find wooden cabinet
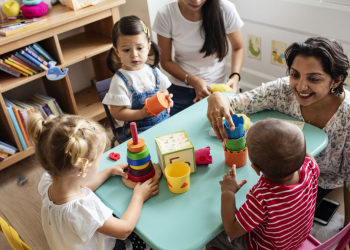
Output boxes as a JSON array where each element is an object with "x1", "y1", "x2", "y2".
[{"x1": 0, "y1": 0, "x2": 125, "y2": 170}]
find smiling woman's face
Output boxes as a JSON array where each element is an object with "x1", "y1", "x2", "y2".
[
  {"x1": 179, "y1": 0, "x2": 207, "y2": 12},
  {"x1": 289, "y1": 55, "x2": 335, "y2": 107}
]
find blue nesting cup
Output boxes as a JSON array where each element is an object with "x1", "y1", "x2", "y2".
[{"x1": 223, "y1": 114, "x2": 245, "y2": 139}]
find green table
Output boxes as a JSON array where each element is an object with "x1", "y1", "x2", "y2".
[{"x1": 96, "y1": 97, "x2": 328, "y2": 250}]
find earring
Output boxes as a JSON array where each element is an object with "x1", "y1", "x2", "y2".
[{"x1": 331, "y1": 88, "x2": 335, "y2": 94}]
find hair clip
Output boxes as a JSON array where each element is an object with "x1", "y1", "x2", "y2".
[
  {"x1": 43, "y1": 121, "x2": 46, "y2": 125},
  {"x1": 86, "y1": 121, "x2": 95, "y2": 130},
  {"x1": 140, "y1": 20, "x2": 148, "y2": 35}
]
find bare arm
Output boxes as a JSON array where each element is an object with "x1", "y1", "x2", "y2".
[
  {"x1": 306, "y1": 150, "x2": 317, "y2": 164},
  {"x1": 226, "y1": 30, "x2": 244, "y2": 93},
  {"x1": 110, "y1": 105, "x2": 150, "y2": 122}
]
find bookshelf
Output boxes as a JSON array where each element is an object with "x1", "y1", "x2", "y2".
[{"x1": 0, "y1": 0, "x2": 124, "y2": 170}]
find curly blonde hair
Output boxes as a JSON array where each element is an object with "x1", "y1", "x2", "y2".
[{"x1": 27, "y1": 113, "x2": 109, "y2": 176}]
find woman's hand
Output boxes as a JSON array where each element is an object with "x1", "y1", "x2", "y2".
[
  {"x1": 188, "y1": 75, "x2": 213, "y2": 103},
  {"x1": 226, "y1": 76, "x2": 239, "y2": 94},
  {"x1": 109, "y1": 163, "x2": 128, "y2": 179},
  {"x1": 165, "y1": 94, "x2": 174, "y2": 114},
  {"x1": 207, "y1": 92, "x2": 235, "y2": 142}
]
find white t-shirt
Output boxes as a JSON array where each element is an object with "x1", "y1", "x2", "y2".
[
  {"x1": 153, "y1": 0, "x2": 244, "y2": 87},
  {"x1": 38, "y1": 172, "x2": 120, "y2": 250},
  {"x1": 102, "y1": 64, "x2": 172, "y2": 126}
]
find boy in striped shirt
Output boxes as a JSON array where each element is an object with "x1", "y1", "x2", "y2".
[{"x1": 207, "y1": 118, "x2": 319, "y2": 250}]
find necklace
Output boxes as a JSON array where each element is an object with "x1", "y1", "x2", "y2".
[
  {"x1": 300, "y1": 96, "x2": 331, "y2": 125},
  {"x1": 48, "y1": 187, "x2": 83, "y2": 204},
  {"x1": 135, "y1": 71, "x2": 148, "y2": 91}
]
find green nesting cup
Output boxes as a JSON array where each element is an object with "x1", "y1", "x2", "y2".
[{"x1": 225, "y1": 133, "x2": 246, "y2": 152}]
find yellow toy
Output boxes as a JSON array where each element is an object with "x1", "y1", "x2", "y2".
[
  {"x1": 2, "y1": 1, "x2": 20, "y2": 19},
  {"x1": 209, "y1": 83, "x2": 233, "y2": 93}
]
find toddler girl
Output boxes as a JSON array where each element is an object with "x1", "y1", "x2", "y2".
[
  {"x1": 27, "y1": 113, "x2": 158, "y2": 250},
  {"x1": 104, "y1": 15, "x2": 173, "y2": 139}
]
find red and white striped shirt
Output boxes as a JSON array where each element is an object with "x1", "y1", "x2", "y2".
[{"x1": 236, "y1": 157, "x2": 319, "y2": 250}]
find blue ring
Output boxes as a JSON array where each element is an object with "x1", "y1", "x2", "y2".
[
  {"x1": 23, "y1": 0, "x2": 42, "y2": 5},
  {"x1": 127, "y1": 154, "x2": 150, "y2": 166}
]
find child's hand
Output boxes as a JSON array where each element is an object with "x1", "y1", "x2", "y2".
[
  {"x1": 165, "y1": 94, "x2": 174, "y2": 114},
  {"x1": 133, "y1": 178, "x2": 159, "y2": 202},
  {"x1": 109, "y1": 163, "x2": 128, "y2": 179},
  {"x1": 141, "y1": 106, "x2": 151, "y2": 118},
  {"x1": 219, "y1": 165, "x2": 247, "y2": 194}
]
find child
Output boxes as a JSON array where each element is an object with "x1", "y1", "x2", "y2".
[
  {"x1": 206, "y1": 118, "x2": 319, "y2": 250},
  {"x1": 27, "y1": 113, "x2": 158, "y2": 250},
  {"x1": 104, "y1": 15, "x2": 173, "y2": 139}
]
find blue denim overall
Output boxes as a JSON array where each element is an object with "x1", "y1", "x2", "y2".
[{"x1": 116, "y1": 68, "x2": 169, "y2": 140}]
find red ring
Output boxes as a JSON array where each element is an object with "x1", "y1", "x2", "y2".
[{"x1": 128, "y1": 168, "x2": 155, "y2": 182}]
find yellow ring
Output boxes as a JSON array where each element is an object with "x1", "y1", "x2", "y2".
[
  {"x1": 216, "y1": 117, "x2": 224, "y2": 122},
  {"x1": 130, "y1": 161, "x2": 149, "y2": 170}
]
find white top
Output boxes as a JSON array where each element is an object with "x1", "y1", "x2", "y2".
[
  {"x1": 152, "y1": 0, "x2": 244, "y2": 87},
  {"x1": 102, "y1": 64, "x2": 172, "y2": 126},
  {"x1": 38, "y1": 172, "x2": 119, "y2": 250},
  {"x1": 229, "y1": 77, "x2": 350, "y2": 190}
]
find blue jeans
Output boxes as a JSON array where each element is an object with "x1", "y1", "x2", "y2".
[{"x1": 168, "y1": 84, "x2": 196, "y2": 116}]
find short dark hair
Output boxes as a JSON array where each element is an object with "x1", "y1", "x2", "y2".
[
  {"x1": 106, "y1": 15, "x2": 160, "y2": 73},
  {"x1": 285, "y1": 37, "x2": 349, "y2": 96},
  {"x1": 247, "y1": 119, "x2": 306, "y2": 179}
]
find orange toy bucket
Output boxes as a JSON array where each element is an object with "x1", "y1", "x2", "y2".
[
  {"x1": 144, "y1": 91, "x2": 169, "y2": 117},
  {"x1": 223, "y1": 144, "x2": 247, "y2": 168}
]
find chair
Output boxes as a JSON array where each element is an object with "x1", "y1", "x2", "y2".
[
  {"x1": 95, "y1": 78, "x2": 125, "y2": 147},
  {"x1": 0, "y1": 217, "x2": 31, "y2": 250},
  {"x1": 297, "y1": 221, "x2": 350, "y2": 250}
]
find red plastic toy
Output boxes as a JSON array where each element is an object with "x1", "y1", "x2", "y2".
[
  {"x1": 195, "y1": 146, "x2": 212, "y2": 165},
  {"x1": 109, "y1": 152, "x2": 121, "y2": 161}
]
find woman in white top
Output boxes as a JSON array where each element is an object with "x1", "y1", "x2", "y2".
[
  {"x1": 153, "y1": 0, "x2": 244, "y2": 116},
  {"x1": 206, "y1": 37, "x2": 350, "y2": 248}
]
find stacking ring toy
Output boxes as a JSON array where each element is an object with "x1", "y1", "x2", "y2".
[
  {"x1": 128, "y1": 160, "x2": 153, "y2": 177},
  {"x1": 128, "y1": 168, "x2": 155, "y2": 182},
  {"x1": 127, "y1": 154, "x2": 150, "y2": 166},
  {"x1": 127, "y1": 145, "x2": 149, "y2": 160}
]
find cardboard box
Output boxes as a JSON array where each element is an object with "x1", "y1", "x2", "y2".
[{"x1": 155, "y1": 130, "x2": 196, "y2": 174}]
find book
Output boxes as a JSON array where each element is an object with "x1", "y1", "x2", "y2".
[
  {"x1": 3, "y1": 98, "x2": 27, "y2": 150},
  {"x1": 25, "y1": 100, "x2": 48, "y2": 119},
  {"x1": 29, "y1": 96, "x2": 52, "y2": 116},
  {"x1": 0, "y1": 141, "x2": 18, "y2": 154},
  {"x1": 11, "y1": 100, "x2": 33, "y2": 146},
  {"x1": 4, "y1": 59, "x2": 33, "y2": 75},
  {"x1": 0, "y1": 59, "x2": 28, "y2": 76},
  {"x1": 13, "y1": 105, "x2": 31, "y2": 148},
  {"x1": 20, "y1": 50, "x2": 48, "y2": 71},
  {"x1": 32, "y1": 42, "x2": 55, "y2": 62},
  {"x1": 0, "y1": 18, "x2": 47, "y2": 36},
  {"x1": 7, "y1": 58, "x2": 36, "y2": 74},
  {"x1": 25, "y1": 47, "x2": 50, "y2": 68},
  {"x1": 0, "y1": 156, "x2": 5, "y2": 162},
  {"x1": 34, "y1": 94, "x2": 59, "y2": 116},
  {"x1": 15, "y1": 52, "x2": 42, "y2": 72},
  {"x1": 0, "y1": 61, "x2": 20, "y2": 77},
  {"x1": 0, "y1": 151, "x2": 8, "y2": 158},
  {"x1": 11, "y1": 100, "x2": 35, "y2": 115},
  {"x1": 11, "y1": 55, "x2": 38, "y2": 73}
]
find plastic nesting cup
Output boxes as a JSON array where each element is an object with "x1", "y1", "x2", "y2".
[
  {"x1": 165, "y1": 162, "x2": 190, "y2": 194},
  {"x1": 223, "y1": 144, "x2": 248, "y2": 168},
  {"x1": 144, "y1": 91, "x2": 169, "y2": 117},
  {"x1": 224, "y1": 114, "x2": 244, "y2": 139},
  {"x1": 225, "y1": 133, "x2": 246, "y2": 152}
]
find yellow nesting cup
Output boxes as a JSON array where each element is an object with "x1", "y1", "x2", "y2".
[{"x1": 165, "y1": 162, "x2": 190, "y2": 194}]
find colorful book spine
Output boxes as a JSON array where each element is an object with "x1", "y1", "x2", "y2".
[
  {"x1": 54, "y1": 100, "x2": 63, "y2": 114},
  {"x1": 0, "y1": 145, "x2": 15, "y2": 155},
  {"x1": 0, "y1": 62, "x2": 20, "y2": 77},
  {"x1": 34, "y1": 94, "x2": 58, "y2": 116},
  {"x1": 25, "y1": 47, "x2": 50, "y2": 68},
  {"x1": 4, "y1": 59, "x2": 33, "y2": 75},
  {"x1": 7, "y1": 58, "x2": 36, "y2": 74},
  {"x1": 11, "y1": 55, "x2": 38, "y2": 73},
  {"x1": 0, "y1": 156, "x2": 5, "y2": 161},
  {"x1": 13, "y1": 106, "x2": 30, "y2": 148},
  {"x1": 20, "y1": 50, "x2": 48, "y2": 71},
  {"x1": 0, "y1": 59, "x2": 28, "y2": 76},
  {"x1": 25, "y1": 100, "x2": 47, "y2": 119},
  {"x1": 29, "y1": 97, "x2": 51, "y2": 116},
  {"x1": 0, "y1": 141, "x2": 18, "y2": 153},
  {"x1": 0, "y1": 151, "x2": 8, "y2": 158},
  {"x1": 15, "y1": 52, "x2": 42, "y2": 72},
  {"x1": 4, "y1": 100, "x2": 27, "y2": 150},
  {"x1": 17, "y1": 109, "x2": 32, "y2": 146},
  {"x1": 32, "y1": 43, "x2": 55, "y2": 62}
]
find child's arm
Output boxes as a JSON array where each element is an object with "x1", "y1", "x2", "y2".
[
  {"x1": 97, "y1": 179, "x2": 159, "y2": 239},
  {"x1": 306, "y1": 150, "x2": 317, "y2": 165},
  {"x1": 220, "y1": 165, "x2": 247, "y2": 239},
  {"x1": 87, "y1": 163, "x2": 128, "y2": 192},
  {"x1": 110, "y1": 105, "x2": 150, "y2": 122}
]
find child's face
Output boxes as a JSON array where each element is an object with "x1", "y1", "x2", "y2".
[{"x1": 115, "y1": 34, "x2": 151, "y2": 71}]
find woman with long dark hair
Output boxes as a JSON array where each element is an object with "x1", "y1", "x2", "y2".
[{"x1": 153, "y1": 0, "x2": 244, "y2": 115}]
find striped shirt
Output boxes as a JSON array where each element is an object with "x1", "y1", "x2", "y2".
[{"x1": 236, "y1": 157, "x2": 319, "y2": 250}]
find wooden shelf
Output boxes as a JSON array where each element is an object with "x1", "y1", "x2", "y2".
[
  {"x1": 60, "y1": 32, "x2": 112, "y2": 67},
  {"x1": 74, "y1": 85, "x2": 106, "y2": 121},
  {"x1": 0, "y1": 147, "x2": 35, "y2": 171}
]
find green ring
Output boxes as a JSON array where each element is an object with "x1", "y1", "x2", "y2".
[{"x1": 127, "y1": 145, "x2": 149, "y2": 160}]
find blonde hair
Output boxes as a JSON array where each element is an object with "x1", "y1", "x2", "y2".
[{"x1": 27, "y1": 113, "x2": 109, "y2": 176}]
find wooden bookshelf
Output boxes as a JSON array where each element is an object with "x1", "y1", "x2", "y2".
[{"x1": 0, "y1": 0, "x2": 125, "y2": 170}]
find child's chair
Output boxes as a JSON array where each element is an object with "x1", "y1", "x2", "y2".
[
  {"x1": 0, "y1": 217, "x2": 31, "y2": 250},
  {"x1": 95, "y1": 78, "x2": 125, "y2": 147}
]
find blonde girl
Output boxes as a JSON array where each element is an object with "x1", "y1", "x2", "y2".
[{"x1": 27, "y1": 113, "x2": 158, "y2": 250}]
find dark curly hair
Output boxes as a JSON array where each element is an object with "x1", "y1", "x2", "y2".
[{"x1": 285, "y1": 37, "x2": 349, "y2": 96}]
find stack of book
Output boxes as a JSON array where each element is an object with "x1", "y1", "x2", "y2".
[
  {"x1": 0, "y1": 42, "x2": 55, "y2": 78},
  {"x1": 4, "y1": 94, "x2": 63, "y2": 151},
  {"x1": 0, "y1": 141, "x2": 18, "y2": 162}
]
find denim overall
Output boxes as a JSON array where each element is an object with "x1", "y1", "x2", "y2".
[{"x1": 116, "y1": 68, "x2": 169, "y2": 140}]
